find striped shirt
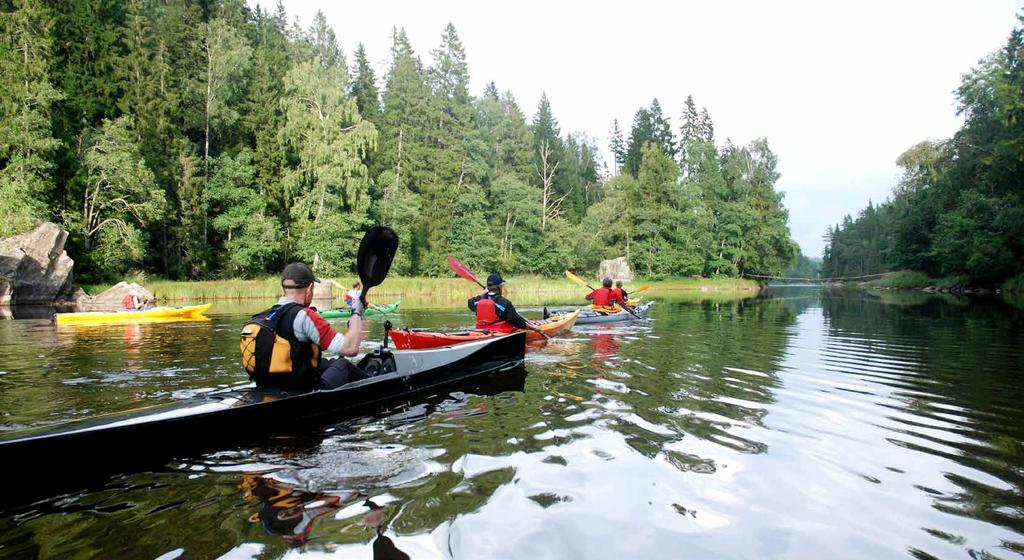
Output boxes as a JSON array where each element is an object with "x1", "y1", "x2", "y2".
[{"x1": 276, "y1": 297, "x2": 346, "y2": 354}]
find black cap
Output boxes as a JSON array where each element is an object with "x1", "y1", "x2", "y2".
[
  {"x1": 486, "y1": 273, "x2": 506, "y2": 288},
  {"x1": 281, "y1": 262, "x2": 319, "y2": 289}
]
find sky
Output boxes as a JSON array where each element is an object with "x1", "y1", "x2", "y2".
[{"x1": 268, "y1": 0, "x2": 1022, "y2": 257}]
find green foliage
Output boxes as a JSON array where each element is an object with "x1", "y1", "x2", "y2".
[
  {"x1": 1003, "y1": 274, "x2": 1024, "y2": 293},
  {"x1": 784, "y1": 253, "x2": 821, "y2": 280},
  {"x1": 205, "y1": 148, "x2": 280, "y2": 276},
  {"x1": 824, "y1": 16, "x2": 1024, "y2": 285},
  {"x1": 624, "y1": 99, "x2": 676, "y2": 176},
  {"x1": 78, "y1": 115, "x2": 165, "y2": 278},
  {"x1": 279, "y1": 55, "x2": 376, "y2": 275},
  {"x1": 0, "y1": 5, "x2": 800, "y2": 285},
  {"x1": 0, "y1": 0, "x2": 62, "y2": 235}
]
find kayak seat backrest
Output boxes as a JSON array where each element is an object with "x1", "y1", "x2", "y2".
[{"x1": 356, "y1": 350, "x2": 397, "y2": 377}]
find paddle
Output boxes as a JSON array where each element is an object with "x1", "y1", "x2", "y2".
[
  {"x1": 631, "y1": 284, "x2": 650, "y2": 293},
  {"x1": 356, "y1": 226, "x2": 399, "y2": 308},
  {"x1": 564, "y1": 270, "x2": 642, "y2": 319},
  {"x1": 446, "y1": 256, "x2": 485, "y2": 289}
]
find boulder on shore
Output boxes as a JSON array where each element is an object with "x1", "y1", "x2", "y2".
[
  {"x1": 76, "y1": 282, "x2": 154, "y2": 311},
  {"x1": 0, "y1": 222, "x2": 77, "y2": 306},
  {"x1": 313, "y1": 281, "x2": 333, "y2": 301},
  {"x1": 598, "y1": 257, "x2": 634, "y2": 282}
]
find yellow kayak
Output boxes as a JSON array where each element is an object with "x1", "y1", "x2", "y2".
[{"x1": 55, "y1": 304, "x2": 213, "y2": 325}]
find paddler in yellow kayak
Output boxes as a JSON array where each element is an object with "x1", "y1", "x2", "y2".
[{"x1": 469, "y1": 273, "x2": 549, "y2": 340}]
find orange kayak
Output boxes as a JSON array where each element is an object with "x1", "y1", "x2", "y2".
[{"x1": 388, "y1": 309, "x2": 580, "y2": 349}]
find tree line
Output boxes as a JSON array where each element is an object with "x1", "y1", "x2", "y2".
[
  {"x1": 822, "y1": 15, "x2": 1024, "y2": 285},
  {"x1": 0, "y1": 0, "x2": 797, "y2": 282}
]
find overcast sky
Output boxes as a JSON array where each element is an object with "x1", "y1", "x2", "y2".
[{"x1": 269, "y1": 0, "x2": 1021, "y2": 257}]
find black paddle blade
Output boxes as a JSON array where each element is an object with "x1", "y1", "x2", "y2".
[{"x1": 357, "y1": 226, "x2": 399, "y2": 305}]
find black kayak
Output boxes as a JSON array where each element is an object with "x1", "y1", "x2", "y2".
[{"x1": 0, "y1": 332, "x2": 525, "y2": 498}]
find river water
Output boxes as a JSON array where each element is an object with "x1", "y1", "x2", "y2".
[{"x1": 0, "y1": 288, "x2": 1022, "y2": 559}]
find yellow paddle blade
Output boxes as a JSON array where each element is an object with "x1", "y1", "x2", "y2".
[
  {"x1": 564, "y1": 270, "x2": 590, "y2": 289},
  {"x1": 632, "y1": 284, "x2": 650, "y2": 293}
]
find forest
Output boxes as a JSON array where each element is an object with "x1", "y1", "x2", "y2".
[
  {"x1": 822, "y1": 15, "x2": 1024, "y2": 286},
  {"x1": 0, "y1": 0, "x2": 797, "y2": 282}
]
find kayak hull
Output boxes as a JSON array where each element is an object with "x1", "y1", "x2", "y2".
[
  {"x1": 54, "y1": 304, "x2": 213, "y2": 325},
  {"x1": 574, "y1": 301, "x2": 654, "y2": 324},
  {"x1": 0, "y1": 332, "x2": 526, "y2": 497},
  {"x1": 319, "y1": 300, "x2": 401, "y2": 319},
  {"x1": 388, "y1": 309, "x2": 581, "y2": 349}
]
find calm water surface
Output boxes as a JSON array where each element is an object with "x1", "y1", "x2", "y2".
[{"x1": 0, "y1": 288, "x2": 1023, "y2": 559}]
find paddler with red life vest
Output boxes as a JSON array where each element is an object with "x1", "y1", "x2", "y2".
[
  {"x1": 468, "y1": 273, "x2": 549, "y2": 340},
  {"x1": 121, "y1": 293, "x2": 152, "y2": 311},
  {"x1": 242, "y1": 263, "x2": 369, "y2": 390},
  {"x1": 611, "y1": 280, "x2": 629, "y2": 303},
  {"x1": 585, "y1": 278, "x2": 626, "y2": 312}
]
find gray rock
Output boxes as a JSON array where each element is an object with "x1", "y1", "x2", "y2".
[
  {"x1": 0, "y1": 222, "x2": 77, "y2": 305},
  {"x1": 598, "y1": 257, "x2": 633, "y2": 282},
  {"x1": 77, "y1": 282, "x2": 154, "y2": 311}
]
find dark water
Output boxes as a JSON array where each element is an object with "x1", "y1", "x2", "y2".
[{"x1": 0, "y1": 288, "x2": 1023, "y2": 559}]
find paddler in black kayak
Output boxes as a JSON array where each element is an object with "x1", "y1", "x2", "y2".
[
  {"x1": 241, "y1": 262, "x2": 370, "y2": 390},
  {"x1": 468, "y1": 273, "x2": 549, "y2": 340}
]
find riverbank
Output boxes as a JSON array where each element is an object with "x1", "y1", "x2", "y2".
[
  {"x1": 832, "y1": 270, "x2": 1023, "y2": 294},
  {"x1": 81, "y1": 276, "x2": 760, "y2": 308}
]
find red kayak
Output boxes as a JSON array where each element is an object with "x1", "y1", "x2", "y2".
[{"x1": 388, "y1": 309, "x2": 580, "y2": 349}]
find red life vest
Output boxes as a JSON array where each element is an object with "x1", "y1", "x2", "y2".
[
  {"x1": 122, "y1": 294, "x2": 137, "y2": 310},
  {"x1": 589, "y1": 287, "x2": 613, "y2": 307},
  {"x1": 475, "y1": 298, "x2": 516, "y2": 333},
  {"x1": 610, "y1": 288, "x2": 625, "y2": 302}
]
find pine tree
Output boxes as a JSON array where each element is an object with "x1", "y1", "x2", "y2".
[
  {"x1": 609, "y1": 118, "x2": 625, "y2": 173},
  {"x1": 350, "y1": 43, "x2": 381, "y2": 125},
  {"x1": 0, "y1": 0, "x2": 63, "y2": 235}
]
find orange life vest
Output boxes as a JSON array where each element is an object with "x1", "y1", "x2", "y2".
[
  {"x1": 122, "y1": 294, "x2": 137, "y2": 310},
  {"x1": 475, "y1": 297, "x2": 517, "y2": 333}
]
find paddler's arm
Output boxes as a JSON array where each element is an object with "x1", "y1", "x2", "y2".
[
  {"x1": 296, "y1": 307, "x2": 365, "y2": 357},
  {"x1": 468, "y1": 294, "x2": 483, "y2": 312},
  {"x1": 584, "y1": 290, "x2": 596, "y2": 301},
  {"x1": 340, "y1": 314, "x2": 363, "y2": 356}
]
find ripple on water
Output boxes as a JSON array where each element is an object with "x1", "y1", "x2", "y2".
[{"x1": 1, "y1": 293, "x2": 1023, "y2": 559}]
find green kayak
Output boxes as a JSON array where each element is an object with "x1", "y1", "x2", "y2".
[{"x1": 319, "y1": 300, "x2": 401, "y2": 319}]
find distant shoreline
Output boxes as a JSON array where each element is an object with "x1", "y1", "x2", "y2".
[{"x1": 78, "y1": 276, "x2": 761, "y2": 305}]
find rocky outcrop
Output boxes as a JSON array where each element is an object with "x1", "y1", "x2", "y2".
[
  {"x1": 76, "y1": 282, "x2": 154, "y2": 311},
  {"x1": 313, "y1": 281, "x2": 333, "y2": 301},
  {"x1": 0, "y1": 222, "x2": 77, "y2": 305},
  {"x1": 598, "y1": 257, "x2": 634, "y2": 282}
]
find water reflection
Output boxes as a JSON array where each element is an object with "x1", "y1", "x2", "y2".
[
  {"x1": 2, "y1": 291, "x2": 1024, "y2": 558},
  {"x1": 242, "y1": 474, "x2": 410, "y2": 558}
]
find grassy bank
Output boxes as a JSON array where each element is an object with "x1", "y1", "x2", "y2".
[
  {"x1": 81, "y1": 275, "x2": 760, "y2": 308},
  {"x1": 859, "y1": 270, "x2": 1022, "y2": 292},
  {"x1": 862, "y1": 271, "x2": 966, "y2": 290}
]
